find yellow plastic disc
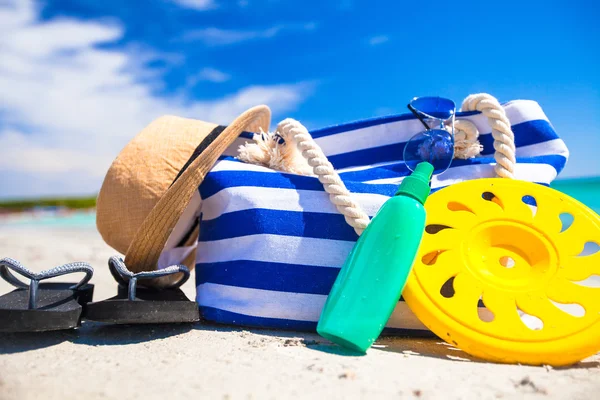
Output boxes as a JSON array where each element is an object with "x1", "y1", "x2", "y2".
[{"x1": 403, "y1": 178, "x2": 600, "y2": 366}]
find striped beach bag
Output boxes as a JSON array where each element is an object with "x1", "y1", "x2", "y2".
[{"x1": 194, "y1": 94, "x2": 569, "y2": 334}]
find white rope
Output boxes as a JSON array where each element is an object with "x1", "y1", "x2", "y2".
[
  {"x1": 451, "y1": 119, "x2": 483, "y2": 159},
  {"x1": 276, "y1": 118, "x2": 370, "y2": 235},
  {"x1": 460, "y1": 93, "x2": 516, "y2": 178},
  {"x1": 239, "y1": 93, "x2": 515, "y2": 234}
]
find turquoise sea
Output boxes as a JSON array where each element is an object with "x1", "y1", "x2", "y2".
[
  {"x1": 551, "y1": 178, "x2": 600, "y2": 214},
  {"x1": 0, "y1": 178, "x2": 598, "y2": 228},
  {"x1": 0, "y1": 210, "x2": 97, "y2": 228}
]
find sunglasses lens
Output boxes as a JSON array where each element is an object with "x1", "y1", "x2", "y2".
[
  {"x1": 409, "y1": 96, "x2": 456, "y2": 120},
  {"x1": 403, "y1": 129, "x2": 454, "y2": 174}
]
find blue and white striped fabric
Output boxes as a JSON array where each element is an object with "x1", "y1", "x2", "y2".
[{"x1": 194, "y1": 99, "x2": 569, "y2": 334}]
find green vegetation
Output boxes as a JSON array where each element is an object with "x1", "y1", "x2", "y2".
[{"x1": 0, "y1": 196, "x2": 97, "y2": 212}]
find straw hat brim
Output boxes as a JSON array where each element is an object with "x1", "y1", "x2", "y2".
[{"x1": 110, "y1": 105, "x2": 270, "y2": 288}]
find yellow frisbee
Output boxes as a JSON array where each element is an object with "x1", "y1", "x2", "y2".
[{"x1": 403, "y1": 178, "x2": 600, "y2": 366}]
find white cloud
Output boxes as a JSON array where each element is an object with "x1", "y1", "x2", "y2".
[
  {"x1": 171, "y1": 0, "x2": 217, "y2": 11},
  {"x1": 188, "y1": 67, "x2": 231, "y2": 85},
  {"x1": 6, "y1": 19, "x2": 121, "y2": 58},
  {"x1": 183, "y1": 26, "x2": 280, "y2": 45},
  {"x1": 0, "y1": 0, "x2": 313, "y2": 198},
  {"x1": 368, "y1": 35, "x2": 389, "y2": 46},
  {"x1": 182, "y1": 23, "x2": 316, "y2": 46}
]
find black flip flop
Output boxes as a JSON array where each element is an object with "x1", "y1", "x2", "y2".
[
  {"x1": 0, "y1": 258, "x2": 94, "y2": 332},
  {"x1": 83, "y1": 256, "x2": 199, "y2": 324}
]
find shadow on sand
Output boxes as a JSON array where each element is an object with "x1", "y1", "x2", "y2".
[
  {"x1": 191, "y1": 322, "x2": 364, "y2": 356},
  {"x1": 190, "y1": 323, "x2": 478, "y2": 359},
  {"x1": 373, "y1": 336, "x2": 600, "y2": 369},
  {"x1": 72, "y1": 321, "x2": 194, "y2": 346},
  {"x1": 294, "y1": 334, "x2": 485, "y2": 361},
  {"x1": 0, "y1": 321, "x2": 193, "y2": 354},
  {"x1": 0, "y1": 331, "x2": 71, "y2": 354},
  {"x1": 373, "y1": 336, "x2": 482, "y2": 362},
  {"x1": 1, "y1": 321, "x2": 599, "y2": 370},
  {"x1": 191, "y1": 324, "x2": 600, "y2": 369}
]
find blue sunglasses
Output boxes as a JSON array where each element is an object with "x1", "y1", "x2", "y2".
[{"x1": 403, "y1": 96, "x2": 455, "y2": 174}]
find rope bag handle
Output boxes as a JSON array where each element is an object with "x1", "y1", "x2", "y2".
[
  {"x1": 278, "y1": 93, "x2": 517, "y2": 236},
  {"x1": 461, "y1": 94, "x2": 516, "y2": 179}
]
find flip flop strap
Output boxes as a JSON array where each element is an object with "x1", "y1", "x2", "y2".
[
  {"x1": 108, "y1": 256, "x2": 190, "y2": 301},
  {"x1": 0, "y1": 257, "x2": 94, "y2": 309}
]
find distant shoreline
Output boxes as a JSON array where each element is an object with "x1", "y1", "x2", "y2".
[
  {"x1": 0, "y1": 196, "x2": 96, "y2": 214},
  {"x1": 0, "y1": 176, "x2": 598, "y2": 215}
]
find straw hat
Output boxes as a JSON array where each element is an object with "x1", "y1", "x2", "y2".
[{"x1": 96, "y1": 106, "x2": 271, "y2": 287}]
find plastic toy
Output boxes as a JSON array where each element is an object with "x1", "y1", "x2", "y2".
[{"x1": 403, "y1": 178, "x2": 600, "y2": 366}]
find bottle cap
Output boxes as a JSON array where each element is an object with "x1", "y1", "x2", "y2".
[{"x1": 395, "y1": 162, "x2": 434, "y2": 204}]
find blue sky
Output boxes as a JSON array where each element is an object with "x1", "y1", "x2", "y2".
[{"x1": 0, "y1": 0, "x2": 598, "y2": 198}]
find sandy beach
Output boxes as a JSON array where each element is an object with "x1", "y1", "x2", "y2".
[{"x1": 0, "y1": 225, "x2": 598, "y2": 400}]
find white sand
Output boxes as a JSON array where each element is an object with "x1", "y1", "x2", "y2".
[{"x1": 0, "y1": 226, "x2": 598, "y2": 400}]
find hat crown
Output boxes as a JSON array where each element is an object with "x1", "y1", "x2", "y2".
[{"x1": 97, "y1": 116, "x2": 219, "y2": 254}]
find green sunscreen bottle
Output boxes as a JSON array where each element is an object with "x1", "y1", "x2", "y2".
[{"x1": 316, "y1": 162, "x2": 434, "y2": 353}]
